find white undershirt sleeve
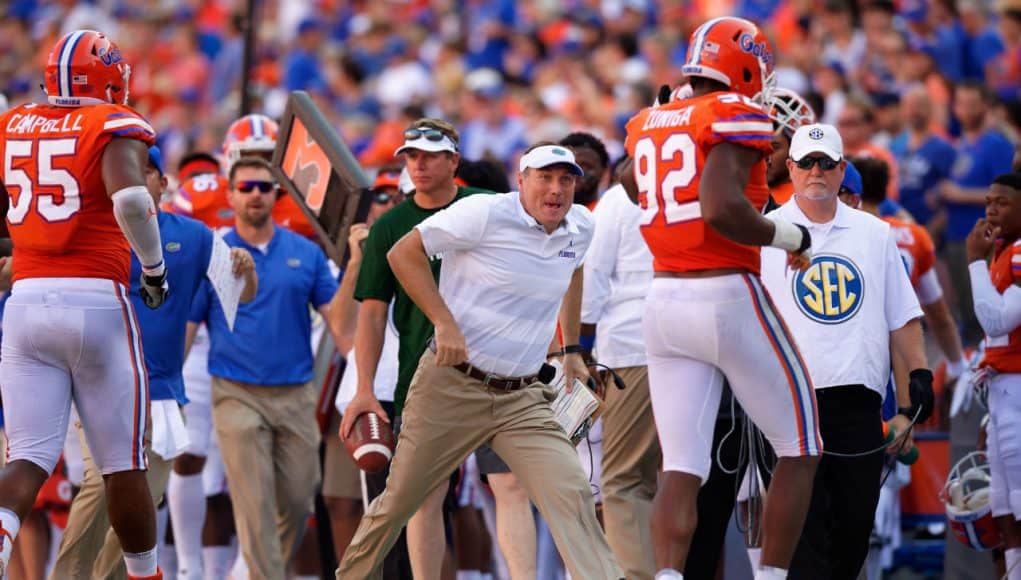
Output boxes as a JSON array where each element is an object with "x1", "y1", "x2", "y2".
[
  {"x1": 915, "y1": 268, "x2": 944, "y2": 306},
  {"x1": 111, "y1": 185, "x2": 164, "y2": 273},
  {"x1": 969, "y1": 260, "x2": 1021, "y2": 338}
]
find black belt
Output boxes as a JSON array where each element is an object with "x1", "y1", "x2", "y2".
[{"x1": 452, "y1": 362, "x2": 538, "y2": 391}]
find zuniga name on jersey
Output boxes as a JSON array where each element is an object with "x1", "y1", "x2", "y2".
[
  {"x1": 641, "y1": 106, "x2": 695, "y2": 130},
  {"x1": 5, "y1": 112, "x2": 84, "y2": 134}
]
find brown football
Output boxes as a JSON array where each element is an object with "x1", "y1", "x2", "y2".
[{"x1": 344, "y1": 412, "x2": 395, "y2": 473}]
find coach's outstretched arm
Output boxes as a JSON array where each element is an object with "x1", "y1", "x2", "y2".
[
  {"x1": 104, "y1": 137, "x2": 167, "y2": 308},
  {"x1": 388, "y1": 229, "x2": 467, "y2": 368}
]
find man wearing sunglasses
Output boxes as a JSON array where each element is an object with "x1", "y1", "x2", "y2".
[
  {"x1": 759, "y1": 124, "x2": 931, "y2": 579},
  {"x1": 339, "y1": 118, "x2": 496, "y2": 580},
  {"x1": 187, "y1": 156, "x2": 345, "y2": 579},
  {"x1": 339, "y1": 142, "x2": 623, "y2": 579}
]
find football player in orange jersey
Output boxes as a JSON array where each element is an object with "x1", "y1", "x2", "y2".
[
  {"x1": 0, "y1": 30, "x2": 165, "y2": 580},
  {"x1": 767, "y1": 89, "x2": 817, "y2": 206},
  {"x1": 965, "y1": 172, "x2": 1021, "y2": 580},
  {"x1": 621, "y1": 17, "x2": 821, "y2": 580},
  {"x1": 223, "y1": 114, "x2": 317, "y2": 239},
  {"x1": 169, "y1": 170, "x2": 235, "y2": 231},
  {"x1": 840, "y1": 157, "x2": 967, "y2": 386}
]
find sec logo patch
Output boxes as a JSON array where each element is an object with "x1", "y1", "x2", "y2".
[{"x1": 792, "y1": 254, "x2": 863, "y2": 324}]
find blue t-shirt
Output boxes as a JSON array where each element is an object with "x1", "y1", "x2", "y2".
[
  {"x1": 946, "y1": 130, "x2": 1015, "y2": 241},
  {"x1": 130, "y1": 212, "x2": 213, "y2": 404},
  {"x1": 284, "y1": 49, "x2": 326, "y2": 93},
  {"x1": 965, "y1": 26, "x2": 1005, "y2": 80},
  {"x1": 190, "y1": 226, "x2": 338, "y2": 386},
  {"x1": 464, "y1": 0, "x2": 516, "y2": 70},
  {"x1": 933, "y1": 22, "x2": 967, "y2": 82},
  {"x1": 890, "y1": 133, "x2": 957, "y2": 225}
]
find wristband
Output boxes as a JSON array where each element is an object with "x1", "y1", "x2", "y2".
[
  {"x1": 579, "y1": 333, "x2": 596, "y2": 352},
  {"x1": 548, "y1": 344, "x2": 585, "y2": 358},
  {"x1": 945, "y1": 358, "x2": 967, "y2": 378},
  {"x1": 142, "y1": 260, "x2": 165, "y2": 277},
  {"x1": 770, "y1": 219, "x2": 811, "y2": 253}
]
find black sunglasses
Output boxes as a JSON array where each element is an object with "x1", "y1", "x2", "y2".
[
  {"x1": 373, "y1": 192, "x2": 403, "y2": 204},
  {"x1": 794, "y1": 156, "x2": 841, "y2": 171},
  {"x1": 404, "y1": 128, "x2": 447, "y2": 142},
  {"x1": 235, "y1": 180, "x2": 276, "y2": 194}
]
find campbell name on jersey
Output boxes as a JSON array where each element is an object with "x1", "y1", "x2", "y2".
[{"x1": 0, "y1": 102, "x2": 156, "y2": 285}]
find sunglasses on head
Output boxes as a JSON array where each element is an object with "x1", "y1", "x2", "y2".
[
  {"x1": 404, "y1": 127, "x2": 447, "y2": 142},
  {"x1": 235, "y1": 180, "x2": 276, "y2": 194},
  {"x1": 794, "y1": 156, "x2": 841, "y2": 171}
]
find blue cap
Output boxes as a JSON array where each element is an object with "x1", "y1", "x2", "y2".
[
  {"x1": 840, "y1": 160, "x2": 862, "y2": 195},
  {"x1": 823, "y1": 59, "x2": 847, "y2": 78},
  {"x1": 147, "y1": 146, "x2": 164, "y2": 176},
  {"x1": 298, "y1": 18, "x2": 321, "y2": 35}
]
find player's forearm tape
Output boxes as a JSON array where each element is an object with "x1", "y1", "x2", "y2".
[
  {"x1": 769, "y1": 219, "x2": 810, "y2": 253},
  {"x1": 112, "y1": 186, "x2": 164, "y2": 275},
  {"x1": 969, "y1": 261, "x2": 1021, "y2": 337}
]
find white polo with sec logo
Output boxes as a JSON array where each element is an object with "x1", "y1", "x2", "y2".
[
  {"x1": 416, "y1": 191, "x2": 593, "y2": 377},
  {"x1": 761, "y1": 199, "x2": 922, "y2": 396}
]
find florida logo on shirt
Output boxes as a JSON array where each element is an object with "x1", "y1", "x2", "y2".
[{"x1": 791, "y1": 254, "x2": 864, "y2": 324}]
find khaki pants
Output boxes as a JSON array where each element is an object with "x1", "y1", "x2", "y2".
[
  {"x1": 323, "y1": 411, "x2": 361, "y2": 500},
  {"x1": 337, "y1": 350, "x2": 623, "y2": 579},
  {"x1": 601, "y1": 366, "x2": 661, "y2": 580},
  {"x1": 50, "y1": 423, "x2": 172, "y2": 580},
  {"x1": 212, "y1": 377, "x2": 321, "y2": 580}
]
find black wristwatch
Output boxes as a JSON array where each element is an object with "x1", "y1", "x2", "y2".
[{"x1": 897, "y1": 406, "x2": 915, "y2": 419}]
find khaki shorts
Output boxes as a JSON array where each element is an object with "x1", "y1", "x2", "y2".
[{"x1": 322, "y1": 410, "x2": 361, "y2": 500}]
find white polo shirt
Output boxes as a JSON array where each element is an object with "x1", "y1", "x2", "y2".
[
  {"x1": 417, "y1": 191, "x2": 594, "y2": 377},
  {"x1": 761, "y1": 199, "x2": 922, "y2": 396},
  {"x1": 581, "y1": 184, "x2": 653, "y2": 369}
]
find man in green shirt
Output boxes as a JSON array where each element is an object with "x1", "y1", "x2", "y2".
[{"x1": 340, "y1": 118, "x2": 513, "y2": 579}]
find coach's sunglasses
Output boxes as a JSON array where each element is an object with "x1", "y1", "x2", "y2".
[
  {"x1": 403, "y1": 128, "x2": 448, "y2": 142},
  {"x1": 235, "y1": 180, "x2": 277, "y2": 194},
  {"x1": 794, "y1": 156, "x2": 841, "y2": 171}
]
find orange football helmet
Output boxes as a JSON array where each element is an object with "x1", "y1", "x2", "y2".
[
  {"x1": 941, "y1": 451, "x2": 1004, "y2": 551},
  {"x1": 223, "y1": 114, "x2": 279, "y2": 168},
  {"x1": 45, "y1": 30, "x2": 131, "y2": 107},
  {"x1": 770, "y1": 88, "x2": 817, "y2": 137},
  {"x1": 681, "y1": 17, "x2": 776, "y2": 106}
]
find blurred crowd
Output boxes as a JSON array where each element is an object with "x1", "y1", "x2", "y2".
[
  {"x1": 3, "y1": 0, "x2": 1021, "y2": 346},
  {"x1": 1, "y1": 1, "x2": 1021, "y2": 578},
  {"x1": 1, "y1": 0, "x2": 1017, "y2": 185}
]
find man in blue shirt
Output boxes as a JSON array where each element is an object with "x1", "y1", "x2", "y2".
[
  {"x1": 51, "y1": 146, "x2": 258, "y2": 579},
  {"x1": 939, "y1": 82, "x2": 1015, "y2": 345},
  {"x1": 890, "y1": 86, "x2": 957, "y2": 226},
  {"x1": 188, "y1": 156, "x2": 342, "y2": 579},
  {"x1": 283, "y1": 19, "x2": 327, "y2": 94}
]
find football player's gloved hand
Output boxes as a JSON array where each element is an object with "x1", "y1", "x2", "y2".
[
  {"x1": 907, "y1": 368, "x2": 935, "y2": 423},
  {"x1": 656, "y1": 85, "x2": 672, "y2": 106},
  {"x1": 140, "y1": 269, "x2": 169, "y2": 309}
]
